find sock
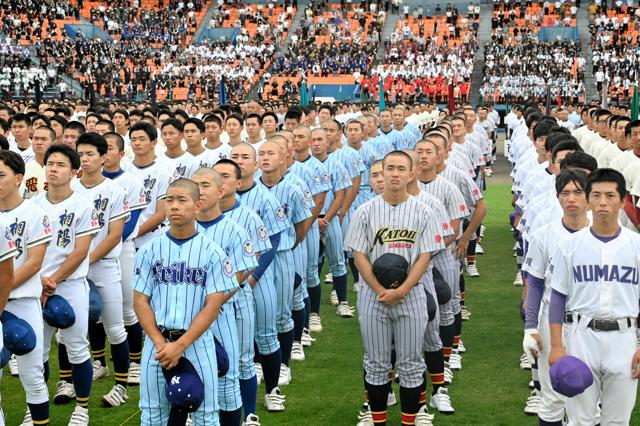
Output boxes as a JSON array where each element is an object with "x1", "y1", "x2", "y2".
[
  {"x1": 419, "y1": 376, "x2": 427, "y2": 407},
  {"x1": 459, "y1": 274, "x2": 466, "y2": 306},
  {"x1": 467, "y1": 254, "x2": 477, "y2": 265},
  {"x1": 399, "y1": 383, "x2": 422, "y2": 425},
  {"x1": 454, "y1": 313, "x2": 462, "y2": 343},
  {"x1": 347, "y1": 254, "x2": 359, "y2": 282},
  {"x1": 366, "y1": 381, "x2": 390, "y2": 425},
  {"x1": 88, "y1": 321, "x2": 107, "y2": 366},
  {"x1": 292, "y1": 309, "x2": 305, "y2": 342},
  {"x1": 363, "y1": 369, "x2": 368, "y2": 402},
  {"x1": 532, "y1": 359, "x2": 540, "y2": 391},
  {"x1": 239, "y1": 376, "x2": 258, "y2": 417},
  {"x1": 125, "y1": 322, "x2": 143, "y2": 364},
  {"x1": 304, "y1": 297, "x2": 310, "y2": 329},
  {"x1": 425, "y1": 351, "x2": 445, "y2": 394},
  {"x1": 43, "y1": 360, "x2": 50, "y2": 384},
  {"x1": 278, "y1": 330, "x2": 294, "y2": 365},
  {"x1": 111, "y1": 340, "x2": 130, "y2": 386},
  {"x1": 58, "y1": 343, "x2": 72, "y2": 384},
  {"x1": 333, "y1": 273, "x2": 348, "y2": 303},
  {"x1": 317, "y1": 256, "x2": 325, "y2": 278},
  {"x1": 260, "y1": 348, "x2": 281, "y2": 393},
  {"x1": 71, "y1": 359, "x2": 93, "y2": 408},
  {"x1": 539, "y1": 419, "x2": 563, "y2": 426},
  {"x1": 27, "y1": 401, "x2": 49, "y2": 424},
  {"x1": 440, "y1": 324, "x2": 455, "y2": 362},
  {"x1": 390, "y1": 349, "x2": 396, "y2": 370},
  {"x1": 219, "y1": 408, "x2": 242, "y2": 426},
  {"x1": 308, "y1": 285, "x2": 321, "y2": 314}
]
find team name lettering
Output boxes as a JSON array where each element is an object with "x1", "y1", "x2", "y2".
[
  {"x1": 374, "y1": 227, "x2": 417, "y2": 246},
  {"x1": 152, "y1": 260, "x2": 207, "y2": 287},
  {"x1": 9, "y1": 219, "x2": 26, "y2": 256},
  {"x1": 573, "y1": 264, "x2": 639, "y2": 285},
  {"x1": 94, "y1": 195, "x2": 110, "y2": 228}
]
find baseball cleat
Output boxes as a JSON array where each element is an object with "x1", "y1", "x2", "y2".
[
  {"x1": 308, "y1": 313, "x2": 323, "y2": 332},
  {"x1": 9, "y1": 354, "x2": 19, "y2": 376},
  {"x1": 415, "y1": 405, "x2": 435, "y2": 425},
  {"x1": 480, "y1": 225, "x2": 486, "y2": 237},
  {"x1": 466, "y1": 262, "x2": 480, "y2": 277},
  {"x1": 256, "y1": 363, "x2": 263, "y2": 385},
  {"x1": 353, "y1": 282, "x2": 361, "y2": 293},
  {"x1": 457, "y1": 341, "x2": 466, "y2": 353},
  {"x1": 68, "y1": 405, "x2": 89, "y2": 426},
  {"x1": 356, "y1": 403, "x2": 374, "y2": 426},
  {"x1": 429, "y1": 387, "x2": 455, "y2": 415},
  {"x1": 475, "y1": 242, "x2": 484, "y2": 255},
  {"x1": 528, "y1": 379, "x2": 534, "y2": 389},
  {"x1": 444, "y1": 363, "x2": 454, "y2": 384},
  {"x1": 102, "y1": 384, "x2": 129, "y2": 407},
  {"x1": 519, "y1": 353, "x2": 532, "y2": 370},
  {"x1": 92, "y1": 360, "x2": 109, "y2": 381},
  {"x1": 337, "y1": 302, "x2": 355, "y2": 318},
  {"x1": 301, "y1": 328, "x2": 315, "y2": 347},
  {"x1": 330, "y1": 290, "x2": 339, "y2": 306},
  {"x1": 243, "y1": 413, "x2": 261, "y2": 426},
  {"x1": 264, "y1": 387, "x2": 286, "y2": 412},
  {"x1": 387, "y1": 389, "x2": 397, "y2": 406},
  {"x1": 278, "y1": 364, "x2": 291, "y2": 386},
  {"x1": 325, "y1": 273, "x2": 333, "y2": 283},
  {"x1": 127, "y1": 362, "x2": 141, "y2": 385},
  {"x1": 449, "y1": 350, "x2": 462, "y2": 370},
  {"x1": 291, "y1": 342, "x2": 305, "y2": 361},
  {"x1": 524, "y1": 389, "x2": 540, "y2": 415},
  {"x1": 513, "y1": 271, "x2": 523, "y2": 286},
  {"x1": 20, "y1": 408, "x2": 32, "y2": 426},
  {"x1": 53, "y1": 381, "x2": 76, "y2": 404},
  {"x1": 461, "y1": 307, "x2": 471, "y2": 320}
]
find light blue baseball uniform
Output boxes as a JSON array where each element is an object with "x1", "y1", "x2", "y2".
[
  {"x1": 257, "y1": 176, "x2": 312, "y2": 333},
  {"x1": 378, "y1": 128, "x2": 404, "y2": 150},
  {"x1": 368, "y1": 133, "x2": 395, "y2": 158},
  {"x1": 197, "y1": 215, "x2": 257, "y2": 410},
  {"x1": 350, "y1": 142, "x2": 379, "y2": 212},
  {"x1": 394, "y1": 125, "x2": 421, "y2": 150},
  {"x1": 330, "y1": 145, "x2": 366, "y2": 238},
  {"x1": 133, "y1": 231, "x2": 237, "y2": 426}
]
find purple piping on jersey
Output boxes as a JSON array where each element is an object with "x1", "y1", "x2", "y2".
[
  {"x1": 589, "y1": 227, "x2": 621, "y2": 243},
  {"x1": 548, "y1": 289, "x2": 567, "y2": 325},
  {"x1": 525, "y1": 275, "x2": 545, "y2": 329},
  {"x1": 561, "y1": 221, "x2": 580, "y2": 234},
  {"x1": 166, "y1": 230, "x2": 199, "y2": 246}
]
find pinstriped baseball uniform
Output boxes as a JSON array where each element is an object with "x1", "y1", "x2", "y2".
[
  {"x1": 133, "y1": 231, "x2": 237, "y2": 426},
  {"x1": 350, "y1": 142, "x2": 378, "y2": 212},
  {"x1": 368, "y1": 134, "x2": 395, "y2": 158},
  {"x1": 330, "y1": 145, "x2": 366, "y2": 238},
  {"x1": 345, "y1": 196, "x2": 445, "y2": 388},
  {"x1": 378, "y1": 128, "x2": 404, "y2": 151},
  {"x1": 197, "y1": 214, "x2": 258, "y2": 410}
]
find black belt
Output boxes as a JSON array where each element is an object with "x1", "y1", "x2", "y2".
[
  {"x1": 161, "y1": 328, "x2": 186, "y2": 342},
  {"x1": 564, "y1": 313, "x2": 632, "y2": 331}
]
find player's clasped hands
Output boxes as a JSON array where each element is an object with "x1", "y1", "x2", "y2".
[
  {"x1": 155, "y1": 341, "x2": 186, "y2": 370},
  {"x1": 376, "y1": 288, "x2": 406, "y2": 307}
]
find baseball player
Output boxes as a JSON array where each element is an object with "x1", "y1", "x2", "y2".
[
  {"x1": 345, "y1": 150, "x2": 445, "y2": 426},
  {"x1": 160, "y1": 118, "x2": 199, "y2": 180},
  {"x1": 20, "y1": 126, "x2": 54, "y2": 199},
  {"x1": 0, "y1": 150, "x2": 51, "y2": 425},
  {"x1": 126, "y1": 122, "x2": 171, "y2": 249},
  {"x1": 213, "y1": 159, "x2": 276, "y2": 423},
  {"x1": 185, "y1": 117, "x2": 217, "y2": 168},
  {"x1": 72, "y1": 133, "x2": 131, "y2": 407},
  {"x1": 204, "y1": 115, "x2": 232, "y2": 160},
  {"x1": 9, "y1": 113, "x2": 35, "y2": 164},
  {"x1": 193, "y1": 167, "x2": 259, "y2": 425},
  {"x1": 34, "y1": 144, "x2": 100, "y2": 426},
  {"x1": 257, "y1": 141, "x2": 312, "y2": 385},
  {"x1": 230, "y1": 144, "x2": 291, "y2": 407},
  {"x1": 522, "y1": 169, "x2": 591, "y2": 425},
  {"x1": 378, "y1": 110, "x2": 404, "y2": 150},
  {"x1": 133, "y1": 178, "x2": 237, "y2": 426},
  {"x1": 548, "y1": 168, "x2": 640, "y2": 426}
]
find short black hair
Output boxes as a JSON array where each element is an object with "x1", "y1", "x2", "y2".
[
  {"x1": 104, "y1": 132, "x2": 125, "y2": 151},
  {"x1": 10, "y1": 113, "x2": 31, "y2": 127},
  {"x1": 64, "y1": 121, "x2": 86, "y2": 135},
  {"x1": 33, "y1": 125, "x2": 56, "y2": 142},
  {"x1": 76, "y1": 132, "x2": 108, "y2": 155},
  {"x1": 161, "y1": 118, "x2": 184, "y2": 132},
  {"x1": 32, "y1": 114, "x2": 51, "y2": 127},
  {"x1": 284, "y1": 110, "x2": 301, "y2": 122},
  {"x1": 0, "y1": 150, "x2": 25, "y2": 175},
  {"x1": 95, "y1": 120, "x2": 115, "y2": 132},
  {"x1": 382, "y1": 150, "x2": 413, "y2": 170},
  {"x1": 0, "y1": 134, "x2": 8, "y2": 150},
  {"x1": 113, "y1": 108, "x2": 130, "y2": 120},
  {"x1": 532, "y1": 120, "x2": 559, "y2": 141},
  {"x1": 318, "y1": 104, "x2": 334, "y2": 116},
  {"x1": 203, "y1": 114, "x2": 222, "y2": 127},
  {"x1": 555, "y1": 169, "x2": 588, "y2": 196},
  {"x1": 262, "y1": 111, "x2": 278, "y2": 124},
  {"x1": 214, "y1": 159, "x2": 242, "y2": 179},
  {"x1": 560, "y1": 152, "x2": 598, "y2": 173},
  {"x1": 625, "y1": 120, "x2": 640, "y2": 137},
  {"x1": 551, "y1": 140, "x2": 582, "y2": 163},
  {"x1": 184, "y1": 117, "x2": 205, "y2": 133},
  {"x1": 129, "y1": 122, "x2": 157, "y2": 140},
  {"x1": 50, "y1": 115, "x2": 68, "y2": 128},
  {"x1": 44, "y1": 144, "x2": 81, "y2": 170},
  {"x1": 246, "y1": 113, "x2": 262, "y2": 125},
  {"x1": 226, "y1": 113, "x2": 244, "y2": 126},
  {"x1": 585, "y1": 168, "x2": 627, "y2": 199}
]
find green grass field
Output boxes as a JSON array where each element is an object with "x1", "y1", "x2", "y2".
[{"x1": 2, "y1": 183, "x2": 638, "y2": 425}]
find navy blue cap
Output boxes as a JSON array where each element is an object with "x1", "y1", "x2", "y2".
[
  {"x1": 372, "y1": 253, "x2": 409, "y2": 289},
  {"x1": 0, "y1": 311, "x2": 36, "y2": 356},
  {"x1": 162, "y1": 357, "x2": 205, "y2": 413},
  {"x1": 43, "y1": 295, "x2": 76, "y2": 329},
  {"x1": 87, "y1": 279, "x2": 103, "y2": 323}
]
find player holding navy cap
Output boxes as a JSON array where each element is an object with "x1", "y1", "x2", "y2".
[
  {"x1": 345, "y1": 150, "x2": 445, "y2": 426},
  {"x1": 549, "y1": 168, "x2": 640, "y2": 426},
  {"x1": 34, "y1": 144, "x2": 100, "y2": 426},
  {"x1": 133, "y1": 178, "x2": 237, "y2": 426},
  {"x1": 0, "y1": 213, "x2": 17, "y2": 424},
  {"x1": 0, "y1": 150, "x2": 52, "y2": 425}
]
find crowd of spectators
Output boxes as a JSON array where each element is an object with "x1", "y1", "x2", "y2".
[{"x1": 0, "y1": 0, "x2": 80, "y2": 45}]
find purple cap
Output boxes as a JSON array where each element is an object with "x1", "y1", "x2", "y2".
[{"x1": 550, "y1": 355, "x2": 593, "y2": 397}]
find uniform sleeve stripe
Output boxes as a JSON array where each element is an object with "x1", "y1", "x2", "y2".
[
  {"x1": 0, "y1": 248, "x2": 18, "y2": 262},
  {"x1": 110, "y1": 211, "x2": 130, "y2": 221},
  {"x1": 26, "y1": 235, "x2": 53, "y2": 248},
  {"x1": 77, "y1": 228, "x2": 100, "y2": 237}
]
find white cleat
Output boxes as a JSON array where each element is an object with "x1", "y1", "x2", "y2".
[
  {"x1": 9, "y1": 354, "x2": 19, "y2": 376},
  {"x1": 102, "y1": 384, "x2": 129, "y2": 407},
  {"x1": 92, "y1": 360, "x2": 109, "y2": 381},
  {"x1": 264, "y1": 387, "x2": 286, "y2": 412},
  {"x1": 480, "y1": 224, "x2": 486, "y2": 237},
  {"x1": 185, "y1": 415, "x2": 193, "y2": 426},
  {"x1": 330, "y1": 290, "x2": 339, "y2": 306},
  {"x1": 513, "y1": 271, "x2": 523, "y2": 286},
  {"x1": 337, "y1": 302, "x2": 355, "y2": 318},
  {"x1": 309, "y1": 313, "x2": 323, "y2": 332},
  {"x1": 278, "y1": 364, "x2": 291, "y2": 386},
  {"x1": 461, "y1": 307, "x2": 471, "y2": 320},
  {"x1": 429, "y1": 387, "x2": 455, "y2": 415},
  {"x1": 291, "y1": 342, "x2": 305, "y2": 361},
  {"x1": 20, "y1": 408, "x2": 32, "y2": 426},
  {"x1": 353, "y1": 282, "x2": 361, "y2": 293},
  {"x1": 301, "y1": 328, "x2": 315, "y2": 347},
  {"x1": 356, "y1": 403, "x2": 374, "y2": 426},
  {"x1": 67, "y1": 405, "x2": 89, "y2": 426},
  {"x1": 519, "y1": 353, "x2": 532, "y2": 370},
  {"x1": 524, "y1": 389, "x2": 541, "y2": 415},
  {"x1": 449, "y1": 350, "x2": 462, "y2": 370},
  {"x1": 466, "y1": 262, "x2": 480, "y2": 277},
  {"x1": 528, "y1": 379, "x2": 535, "y2": 389},
  {"x1": 444, "y1": 363, "x2": 454, "y2": 384},
  {"x1": 457, "y1": 340, "x2": 466, "y2": 353},
  {"x1": 387, "y1": 389, "x2": 397, "y2": 406},
  {"x1": 475, "y1": 242, "x2": 484, "y2": 255},
  {"x1": 243, "y1": 413, "x2": 261, "y2": 426},
  {"x1": 127, "y1": 362, "x2": 141, "y2": 385},
  {"x1": 415, "y1": 405, "x2": 435, "y2": 425},
  {"x1": 54, "y1": 381, "x2": 76, "y2": 405},
  {"x1": 325, "y1": 273, "x2": 333, "y2": 283},
  {"x1": 256, "y1": 363, "x2": 263, "y2": 385}
]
